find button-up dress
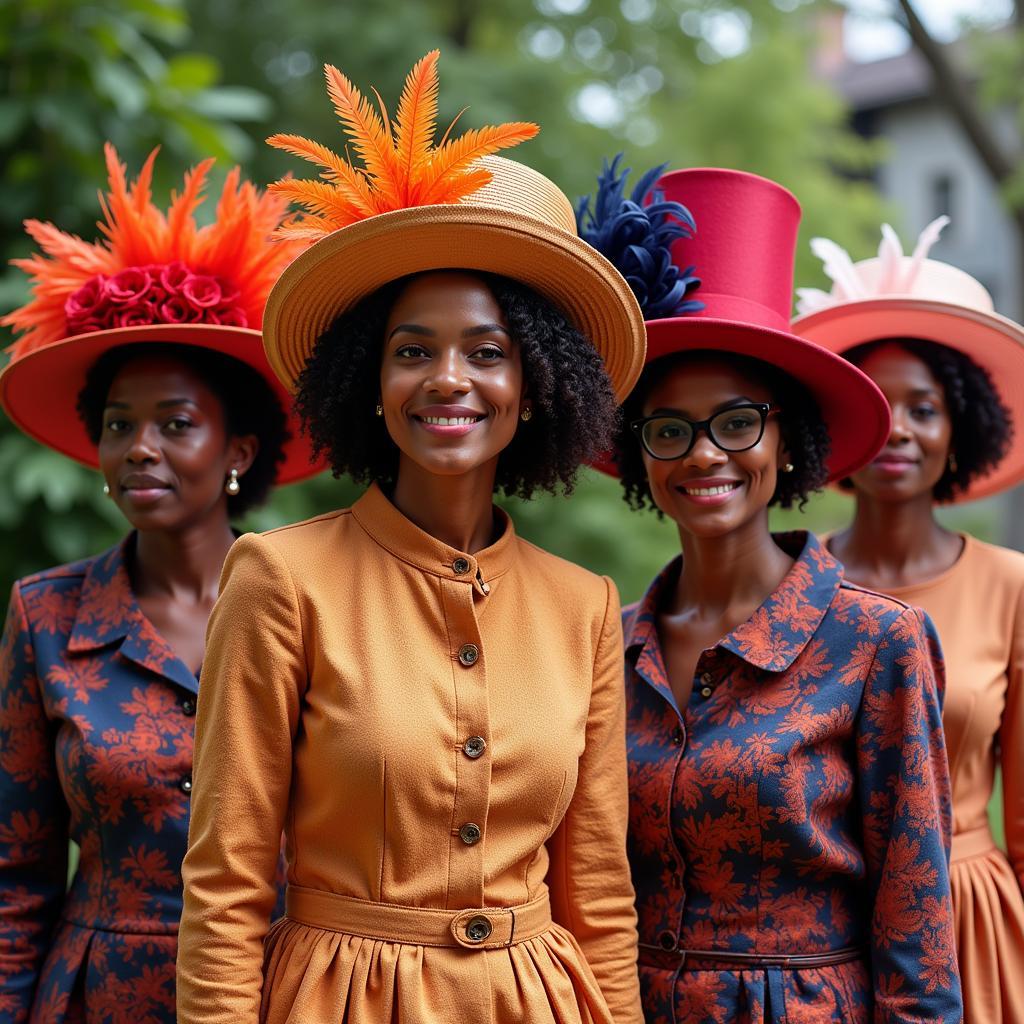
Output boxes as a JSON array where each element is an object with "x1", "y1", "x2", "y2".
[
  {"x1": 0, "y1": 539, "x2": 201, "y2": 1022},
  {"x1": 176, "y1": 483, "x2": 643, "y2": 1024},
  {"x1": 624, "y1": 532, "x2": 962, "y2": 1024}
]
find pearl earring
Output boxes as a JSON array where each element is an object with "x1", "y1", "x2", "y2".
[
  {"x1": 375, "y1": 402, "x2": 383, "y2": 417},
  {"x1": 102, "y1": 483, "x2": 111, "y2": 496},
  {"x1": 225, "y1": 468, "x2": 240, "y2": 496},
  {"x1": 782, "y1": 463, "x2": 794, "y2": 473},
  {"x1": 520, "y1": 406, "x2": 532, "y2": 422}
]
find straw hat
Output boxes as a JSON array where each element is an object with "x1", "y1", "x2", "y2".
[
  {"x1": 579, "y1": 163, "x2": 891, "y2": 481},
  {"x1": 0, "y1": 144, "x2": 323, "y2": 483},
  {"x1": 793, "y1": 216, "x2": 1024, "y2": 501},
  {"x1": 261, "y1": 52, "x2": 645, "y2": 402}
]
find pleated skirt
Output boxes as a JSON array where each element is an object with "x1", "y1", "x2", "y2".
[{"x1": 951, "y1": 826, "x2": 1024, "y2": 1024}]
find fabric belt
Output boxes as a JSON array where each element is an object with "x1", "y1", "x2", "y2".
[
  {"x1": 950, "y1": 825, "x2": 998, "y2": 863},
  {"x1": 284, "y1": 884, "x2": 552, "y2": 951},
  {"x1": 639, "y1": 942, "x2": 867, "y2": 971}
]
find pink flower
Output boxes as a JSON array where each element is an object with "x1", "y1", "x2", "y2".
[
  {"x1": 114, "y1": 305, "x2": 154, "y2": 328},
  {"x1": 216, "y1": 307, "x2": 249, "y2": 328},
  {"x1": 217, "y1": 277, "x2": 240, "y2": 305},
  {"x1": 139, "y1": 286, "x2": 167, "y2": 308},
  {"x1": 160, "y1": 261, "x2": 191, "y2": 293},
  {"x1": 106, "y1": 267, "x2": 152, "y2": 305},
  {"x1": 182, "y1": 275, "x2": 222, "y2": 309},
  {"x1": 67, "y1": 317, "x2": 106, "y2": 335},
  {"x1": 65, "y1": 276, "x2": 109, "y2": 321},
  {"x1": 158, "y1": 296, "x2": 194, "y2": 323}
]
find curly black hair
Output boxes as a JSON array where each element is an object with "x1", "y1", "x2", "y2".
[
  {"x1": 77, "y1": 342, "x2": 289, "y2": 518},
  {"x1": 616, "y1": 350, "x2": 831, "y2": 512},
  {"x1": 843, "y1": 336, "x2": 1013, "y2": 502},
  {"x1": 294, "y1": 270, "x2": 619, "y2": 499}
]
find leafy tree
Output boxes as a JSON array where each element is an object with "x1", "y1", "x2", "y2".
[{"x1": 1, "y1": 0, "x2": 889, "y2": 602}]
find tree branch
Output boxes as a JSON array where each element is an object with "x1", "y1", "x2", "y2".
[{"x1": 896, "y1": 0, "x2": 1020, "y2": 191}]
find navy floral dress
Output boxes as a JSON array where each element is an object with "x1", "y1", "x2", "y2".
[
  {"x1": 0, "y1": 536, "x2": 277, "y2": 1023},
  {"x1": 624, "y1": 531, "x2": 963, "y2": 1024}
]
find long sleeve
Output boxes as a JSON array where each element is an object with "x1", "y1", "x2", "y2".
[
  {"x1": 547, "y1": 576, "x2": 643, "y2": 1024},
  {"x1": 856, "y1": 605, "x2": 963, "y2": 1023},
  {"x1": 0, "y1": 583, "x2": 69, "y2": 1022},
  {"x1": 1001, "y1": 580, "x2": 1024, "y2": 892},
  {"x1": 176, "y1": 534, "x2": 306, "y2": 1024}
]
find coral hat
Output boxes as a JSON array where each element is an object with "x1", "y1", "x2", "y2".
[
  {"x1": 0, "y1": 145, "x2": 322, "y2": 483},
  {"x1": 261, "y1": 51, "x2": 645, "y2": 403},
  {"x1": 793, "y1": 217, "x2": 1024, "y2": 502},
  {"x1": 580, "y1": 165, "x2": 891, "y2": 481}
]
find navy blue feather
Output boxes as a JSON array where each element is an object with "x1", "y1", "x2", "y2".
[{"x1": 575, "y1": 154, "x2": 703, "y2": 320}]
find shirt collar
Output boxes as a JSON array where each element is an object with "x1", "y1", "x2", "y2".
[
  {"x1": 67, "y1": 535, "x2": 199, "y2": 694},
  {"x1": 625, "y1": 531, "x2": 842, "y2": 674},
  {"x1": 351, "y1": 481, "x2": 518, "y2": 589}
]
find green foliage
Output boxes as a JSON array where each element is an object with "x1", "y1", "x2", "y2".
[{"x1": 1, "y1": 0, "x2": 904, "y2": 602}]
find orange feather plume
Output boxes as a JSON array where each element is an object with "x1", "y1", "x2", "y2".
[
  {"x1": 266, "y1": 50, "x2": 539, "y2": 239},
  {"x1": 2, "y1": 143, "x2": 307, "y2": 358}
]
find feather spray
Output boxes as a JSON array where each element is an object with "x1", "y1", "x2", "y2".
[
  {"x1": 266, "y1": 51, "x2": 539, "y2": 239},
  {"x1": 3, "y1": 144, "x2": 306, "y2": 358},
  {"x1": 576, "y1": 154, "x2": 702, "y2": 319}
]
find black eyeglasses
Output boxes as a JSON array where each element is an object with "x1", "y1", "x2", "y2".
[{"x1": 630, "y1": 403, "x2": 775, "y2": 461}]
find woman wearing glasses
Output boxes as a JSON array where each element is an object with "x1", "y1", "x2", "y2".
[{"x1": 581, "y1": 167, "x2": 962, "y2": 1023}]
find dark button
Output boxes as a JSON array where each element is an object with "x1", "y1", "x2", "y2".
[
  {"x1": 181, "y1": 698, "x2": 196, "y2": 717},
  {"x1": 463, "y1": 736, "x2": 487, "y2": 759},
  {"x1": 700, "y1": 671, "x2": 713, "y2": 685},
  {"x1": 658, "y1": 929, "x2": 676, "y2": 951},
  {"x1": 465, "y1": 915, "x2": 492, "y2": 942},
  {"x1": 458, "y1": 643, "x2": 479, "y2": 667},
  {"x1": 700, "y1": 686, "x2": 712, "y2": 698},
  {"x1": 459, "y1": 822, "x2": 482, "y2": 845},
  {"x1": 672, "y1": 727, "x2": 683, "y2": 746},
  {"x1": 180, "y1": 776, "x2": 193, "y2": 794},
  {"x1": 453, "y1": 557, "x2": 471, "y2": 575}
]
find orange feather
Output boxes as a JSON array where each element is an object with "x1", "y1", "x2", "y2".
[
  {"x1": 268, "y1": 51, "x2": 539, "y2": 238},
  {"x1": 3, "y1": 145, "x2": 308, "y2": 356}
]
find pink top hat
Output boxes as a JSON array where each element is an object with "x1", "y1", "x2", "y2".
[{"x1": 638, "y1": 168, "x2": 891, "y2": 482}]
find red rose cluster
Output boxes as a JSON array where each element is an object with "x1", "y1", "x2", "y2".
[{"x1": 64, "y1": 262, "x2": 248, "y2": 335}]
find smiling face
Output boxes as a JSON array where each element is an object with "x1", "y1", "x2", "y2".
[
  {"x1": 98, "y1": 354, "x2": 256, "y2": 532},
  {"x1": 379, "y1": 272, "x2": 526, "y2": 483},
  {"x1": 847, "y1": 343, "x2": 952, "y2": 502},
  {"x1": 639, "y1": 358, "x2": 787, "y2": 539}
]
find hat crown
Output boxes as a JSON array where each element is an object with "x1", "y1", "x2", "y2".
[
  {"x1": 844, "y1": 255, "x2": 995, "y2": 312},
  {"x1": 656, "y1": 168, "x2": 801, "y2": 332},
  {"x1": 466, "y1": 156, "x2": 576, "y2": 234}
]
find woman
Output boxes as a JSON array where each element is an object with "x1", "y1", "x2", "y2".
[
  {"x1": 794, "y1": 218, "x2": 1024, "y2": 1023},
  {"x1": 584, "y1": 165, "x2": 963, "y2": 1022},
  {"x1": 176, "y1": 52, "x2": 647, "y2": 1024},
  {"x1": 0, "y1": 145, "x2": 319, "y2": 1022}
]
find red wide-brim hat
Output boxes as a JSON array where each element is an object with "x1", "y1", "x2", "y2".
[
  {"x1": 0, "y1": 324, "x2": 321, "y2": 484},
  {"x1": 624, "y1": 168, "x2": 891, "y2": 482}
]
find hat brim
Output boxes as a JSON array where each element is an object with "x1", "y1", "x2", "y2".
[
  {"x1": 0, "y1": 324, "x2": 324, "y2": 484},
  {"x1": 599, "y1": 316, "x2": 891, "y2": 482},
  {"x1": 262, "y1": 204, "x2": 646, "y2": 403},
  {"x1": 793, "y1": 297, "x2": 1024, "y2": 502}
]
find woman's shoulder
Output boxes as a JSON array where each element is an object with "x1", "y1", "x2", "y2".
[
  {"x1": 962, "y1": 534, "x2": 1024, "y2": 582},
  {"x1": 831, "y1": 576, "x2": 922, "y2": 635},
  {"x1": 514, "y1": 538, "x2": 613, "y2": 605},
  {"x1": 230, "y1": 508, "x2": 357, "y2": 562}
]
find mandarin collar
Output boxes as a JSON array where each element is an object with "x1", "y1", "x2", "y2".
[
  {"x1": 351, "y1": 482, "x2": 518, "y2": 588},
  {"x1": 626, "y1": 531, "x2": 842, "y2": 674},
  {"x1": 66, "y1": 535, "x2": 199, "y2": 694}
]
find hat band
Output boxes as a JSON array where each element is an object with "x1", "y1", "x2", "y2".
[{"x1": 689, "y1": 293, "x2": 790, "y2": 333}]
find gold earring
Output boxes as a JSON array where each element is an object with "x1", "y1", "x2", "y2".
[
  {"x1": 782, "y1": 463, "x2": 794, "y2": 473},
  {"x1": 948, "y1": 452, "x2": 958, "y2": 474},
  {"x1": 520, "y1": 407, "x2": 532, "y2": 422},
  {"x1": 102, "y1": 483, "x2": 111, "y2": 496},
  {"x1": 375, "y1": 402, "x2": 383, "y2": 417},
  {"x1": 225, "y1": 468, "x2": 240, "y2": 496}
]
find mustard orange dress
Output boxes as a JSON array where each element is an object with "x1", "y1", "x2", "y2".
[
  {"x1": 833, "y1": 532, "x2": 1024, "y2": 1023},
  {"x1": 175, "y1": 483, "x2": 643, "y2": 1024}
]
